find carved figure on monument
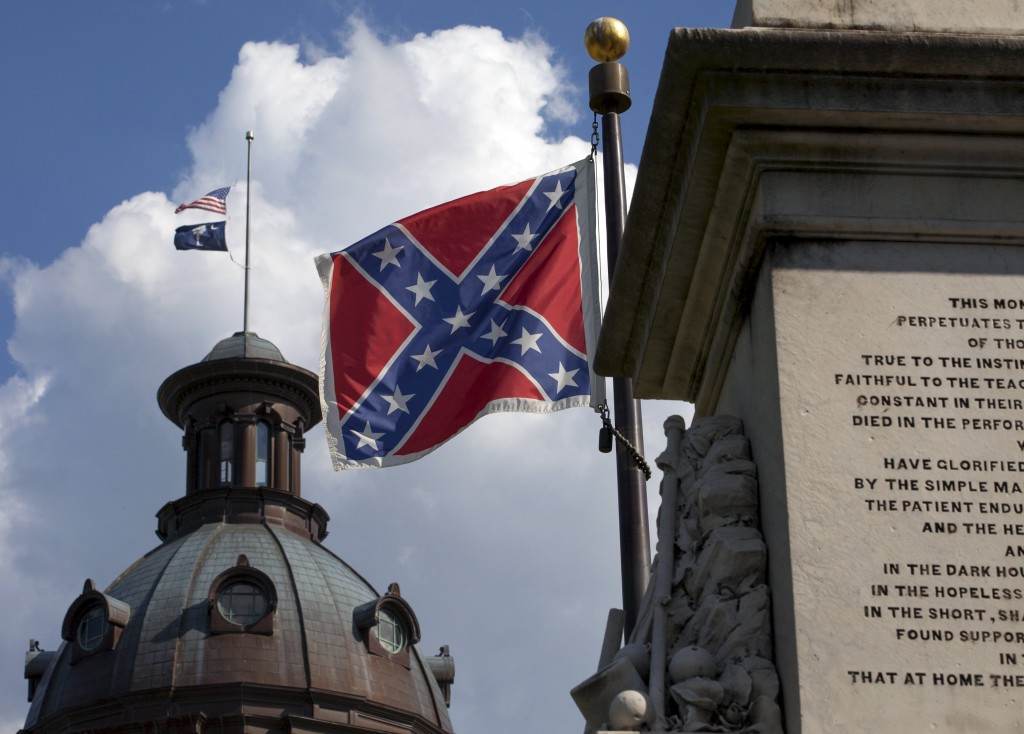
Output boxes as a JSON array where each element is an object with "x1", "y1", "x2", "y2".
[{"x1": 573, "y1": 417, "x2": 783, "y2": 733}]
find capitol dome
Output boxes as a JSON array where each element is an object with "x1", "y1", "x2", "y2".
[{"x1": 21, "y1": 333, "x2": 454, "y2": 734}]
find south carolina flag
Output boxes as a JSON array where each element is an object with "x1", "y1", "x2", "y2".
[{"x1": 315, "y1": 159, "x2": 604, "y2": 470}]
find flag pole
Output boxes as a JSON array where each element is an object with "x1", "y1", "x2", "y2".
[
  {"x1": 585, "y1": 18, "x2": 651, "y2": 642},
  {"x1": 243, "y1": 130, "x2": 255, "y2": 346}
]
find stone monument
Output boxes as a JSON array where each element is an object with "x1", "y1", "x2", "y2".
[{"x1": 588, "y1": 2, "x2": 1024, "y2": 732}]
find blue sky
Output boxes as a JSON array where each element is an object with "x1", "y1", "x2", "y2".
[
  {"x1": 0, "y1": 2, "x2": 733, "y2": 732},
  {"x1": 1, "y1": 2, "x2": 732, "y2": 302}
]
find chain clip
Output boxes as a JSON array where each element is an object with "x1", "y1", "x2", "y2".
[{"x1": 597, "y1": 401, "x2": 652, "y2": 480}]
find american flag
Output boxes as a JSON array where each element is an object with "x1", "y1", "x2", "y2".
[
  {"x1": 316, "y1": 159, "x2": 603, "y2": 469},
  {"x1": 175, "y1": 186, "x2": 231, "y2": 215}
]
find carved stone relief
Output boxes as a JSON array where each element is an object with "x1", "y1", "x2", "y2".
[{"x1": 573, "y1": 416, "x2": 783, "y2": 733}]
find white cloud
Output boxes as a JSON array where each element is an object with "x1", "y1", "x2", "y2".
[
  {"x1": 0, "y1": 371, "x2": 48, "y2": 472},
  {"x1": 2, "y1": 21, "x2": 692, "y2": 734}
]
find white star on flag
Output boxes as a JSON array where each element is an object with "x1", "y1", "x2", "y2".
[
  {"x1": 351, "y1": 421, "x2": 385, "y2": 450},
  {"x1": 477, "y1": 265, "x2": 506, "y2": 294},
  {"x1": 372, "y1": 238, "x2": 403, "y2": 270},
  {"x1": 511, "y1": 327, "x2": 542, "y2": 355},
  {"x1": 548, "y1": 362, "x2": 579, "y2": 393},
  {"x1": 481, "y1": 318, "x2": 507, "y2": 346},
  {"x1": 442, "y1": 306, "x2": 474, "y2": 334},
  {"x1": 382, "y1": 385, "x2": 414, "y2": 415},
  {"x1": 544, "y1": 181, "x2": 566, "y2": 211},
  {"x1": 411, "y1": 344, "x2": 442, "y2": 371},
  {"x1": 512, "y1": 224, "x2": 537, "y2": 252},
  {"x1": 406, "y1": 273, "x2": 437, "y2": 305}
]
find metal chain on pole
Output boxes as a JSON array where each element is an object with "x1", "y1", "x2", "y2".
[
  {"x1": 598, "y1": 401, "x2": 652, "y2": 479},
  {"x1": 590, "y1": 112, "x2": 600, "y2": 157}
]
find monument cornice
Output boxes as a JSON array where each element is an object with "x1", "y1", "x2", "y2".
[{"x1": 596, "y1": 27, "x2": 1024, "y2": 408}]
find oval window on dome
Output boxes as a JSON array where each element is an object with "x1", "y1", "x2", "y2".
[
  {"x1": 76, "y1": 605, "x2": 109, "y2": 651},
  {"x1": 217, "y1": 580, "x2": 269, "y2": 626},
  {"x1": 208, "y1": 559, "x2": 277, "y2": 635},
  {"x1": 375, "y1": 607, "x2": 406, "y2": 654}
]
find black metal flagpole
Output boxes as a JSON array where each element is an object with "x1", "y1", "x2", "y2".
[{"x1": 585, "y1": 18, "x2": 651, "y2": 641}]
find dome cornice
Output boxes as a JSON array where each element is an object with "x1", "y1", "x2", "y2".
[
  {"x1": 157, "y1": 356, "x2": 321, "y2": 429},
  {"x1": 155, "y1": 487, "x2": 330, "y2": 542}
]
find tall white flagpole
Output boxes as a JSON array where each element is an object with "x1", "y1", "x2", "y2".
[{"x1": 243, "y1": 130, "x2": 255, "y2": 346}]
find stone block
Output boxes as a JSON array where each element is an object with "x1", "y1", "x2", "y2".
[{"x1": 732, "y1": 0, "x2": 1024, "y2": 34}]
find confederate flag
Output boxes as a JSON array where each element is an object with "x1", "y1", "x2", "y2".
[{"x1": 315, "y1": 159, "x2": 602, "y2": 469}]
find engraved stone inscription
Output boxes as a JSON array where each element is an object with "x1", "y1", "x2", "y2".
[{"x1": 773, "y1": 243, "x2": 1024, "y2": 732}]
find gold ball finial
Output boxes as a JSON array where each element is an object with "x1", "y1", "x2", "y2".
[{"x1": 584, "y1": 17, "x2": 630, "y2": 63}]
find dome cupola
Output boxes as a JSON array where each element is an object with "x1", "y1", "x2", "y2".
[{"x1": 157, "y1": 331, "x2": 320, "y2": 498}]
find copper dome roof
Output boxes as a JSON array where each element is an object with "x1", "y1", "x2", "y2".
[
  {"x1": 202, "y1": 331, "x2": 287, "y2": 362},
  {"x1": 23, "y1": 520, "x2": 453, "y2": 733}
]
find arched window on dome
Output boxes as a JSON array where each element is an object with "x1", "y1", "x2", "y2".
[
  {"x1": 208, "y1": 555, "x2": 277, "y2": 635},
  {"x1": 255, "y1": 420, "x2": 270, "y2": 487},
  {"x1": 61, "y1": 579, "x2": 130, "y2": 664},
  {"x1": 219, "y1": 421, "x2": 234, "y2": 484},
  {"x1": 353, "y1": 582, "x2": 421, "y2": 669}
]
